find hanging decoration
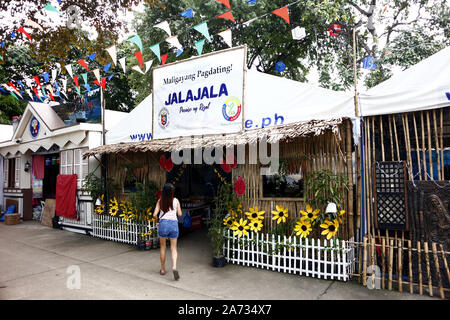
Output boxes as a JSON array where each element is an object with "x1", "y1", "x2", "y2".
[
  {"x1": 292, "y1": 26, "x2": 306, "y2": 40},
  {"x1": 362, "y1": 56, "x2": 377, "y2": 70},
  {"x1": 127, "y1": 35, "x2": 143, "y2": 52},
  {"x1": 217, "y1": 29, "x2": 232, "y2": 47},
  {"x1": 272, "y1": 6, "x2": 290, "y2": 24},
  {"x1": 65, "y1": 64, "x2": 73, "y2": 79},
  {"x1": 217, "y1": 11, "x2": 235, "y2": 22},
  {"x1": 161, "y1": 53, "x2": 168, "y2": 67},
  {"x1": 81, "y1": 73, "x2": 88, "y2": 84},
  {"x1": 176, "y1": 48, "x2": 184, "y2": 57},
  {"x1": 88, "y1": 53, "x2": 97, "y2": 61},
  {"x1": 24, "y1": 19, "x2": 44, "y2": 31},
  {"x1": 104, "y1": 63, "x2": 112, "y2": 72},
  {"x1": 246, "y1": 0, "x2": 258, "y2": 4},
  {"x1": 180, "y1": 9, "x2": 195, "y2": 18},
  {"x1": 33, "y1": 75, "x2": 42, "y2": 88},
  {"x1": 134, "y1": 51, "x2": 143, "y2": 68},
  {"x1": 42, "y1": 72, "x2": 49, "y2": 83},
  {"x1": 149, "y1": 43, "x2": 161, "y2": 63},
  {"x1": 119, "y1": 57, "x2": 127, "y2": 73},
  {"x1": 105, "y1": 45, "x2": 117, "y2": 65},
  {"x1": 154, "y1": 21, "x2": 172, "y2": 37},
  {"x1": 165, "y1": 36, "x2": 183, "y2": 50},
  {"x1": 92, "y1": 68, "x2": 101, "y2": 83},
  {"x1": 73, "y1": 76, "x2": 79, "y2": 88},
  {"x1": 17, "y1": 27, "x2": 33, "y2": 42},
  {"x1": 194, "y1": 39, "x2": 205, "y2": 56},
  {"x1": 93, "y1": 77, "x2": 106, "y2": 90},
  {"x1": 51, "y1": 69, "x2": 58, "y2": 83},
  {"x1": 215, "y1": 0, "x2": 231, "y2": 9},
  {"x1": 275, "y1": 61, "x2": 286, "y2": 72},
  {"x1": 234, "y1": 177, "x2": 246, "y2": 196},
  {"x1": 193, "y1": 22, "x2": 211, "y2": 42},
  {"x1": 44, "y1": 3, "x2": 61, "y2": 15},
  {"x1": 77, "y1": 59, "x2": 90, "y2": 71}
]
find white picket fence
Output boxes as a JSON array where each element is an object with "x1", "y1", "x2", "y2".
[
  {"x1": 224, "y1": 230, "x2": 356, "y2": 281},
  {"x1": 92, "y1": 214, "x2": 158, "y2": 245}
]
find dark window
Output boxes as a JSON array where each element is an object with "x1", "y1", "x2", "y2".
[
  {"x1": 8, "y1": 158, "x2": 15, "y2": 188},
  {"x1": 262, "y1": 173, "x2": 304, "y2": 198}
]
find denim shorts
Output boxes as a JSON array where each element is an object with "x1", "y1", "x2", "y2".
[{"x1": 158, "y1": 219, "x2": 179, "y2": 239}]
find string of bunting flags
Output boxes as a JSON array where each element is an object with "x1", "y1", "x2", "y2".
[{"x1": 0, "y1": 0, "x2": 363, "y2": 104}]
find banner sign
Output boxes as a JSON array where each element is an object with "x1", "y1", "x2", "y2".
[{"x1": 152, "y1": 46, "x2": 246, "y2": 139}]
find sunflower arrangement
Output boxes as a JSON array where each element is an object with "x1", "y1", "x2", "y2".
[
  {"x1": 94, "y1": 203, "x2": 105, "y2": 215},
  {"x1": 109, "y1": 197, "x2": 119, "y2": 216},
  {"x1": 271, "y1": 205, "x2": 288, "y2": 224},
  {"x1": 230, "y1": 218, "x2": 250, "y2": 238},
  {"x1": 245, "y1": 206, "x2": 265, "y2": 221},
  {"x1": 320, "y1": 219, "x2": 339, "y2": 240},
  {"x1": 140, "y1": 230, "x2": 153, "y2": 239},
  {"x1": 223, "y1": 215, "x2": 235, "y2": 228},
  {"x1": 294, "y1": 219, "x2": 313, "y2": 238},
  {"x1": 300, "y1": 204, "x2": 320, "y2": 224},
  {"x1": 248, "y1": 219, "x2": 263, "y2": 233}
]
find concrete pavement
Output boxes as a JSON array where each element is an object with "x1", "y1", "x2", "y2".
[{"x1": 0, "y1": 221, "x2": 437, "y2": 300}]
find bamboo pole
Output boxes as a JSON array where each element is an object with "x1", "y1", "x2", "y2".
[
  {"x1": 420, "y1": 112, "x2": 427, "y2": 180},
  {"x1": 381, "y1": 237, "x2": 386, "y2": 289},
  {"x1": 440, "y1": 244, "x2": 450, "y2": 288},
  {"x1": 426, "y1": 111, "x2": 433, "y2": 180},
  {"x1": 408, "y1": 240, "x2": 413, "y2": 294},
  {"x1": 388, "y1": 239, "x2": 394, "y2": 291},
  {"x1": 346, "y1": 120, "x2": 354, "y2": 239},
  {"x1": 380, "y1": 116, "x2": 385, "y2": 161},
  {"x1": 398, "y1": 239, "x2": 403, "y2": 292},
  {"x1": 412, "y1": 113, "x2": 422, "y2": 180},
  {"x1": 417, "y1": 241, "x2": 423, "y2": 295},
  {"x1": 403, "y1": 114, "x2": 413, "y2": 180},
  {"x1": 388, "y1": 114, "x2": 395, "y2": 161},
  {"x1": 439, "y1": 108, "x2": 444, "y2": 180},
  {"x1": 432, "y1": 242, "x2": 444, "y2": 299},
  {"x1": 362, "y1": 236, "x2": 368, "y2": 286},
  {"x1": 366, "y1": 118, "x2": 373, "y2": 237},
  {"x1": 392, "y1": 115, "x2": 400, "y2": 162},
  {"x1": 424, "y1": 242, "x2": 433, "y2": 297},
  {"x1": 432, "y1": 110, "x2": 441, "y2": 180}
]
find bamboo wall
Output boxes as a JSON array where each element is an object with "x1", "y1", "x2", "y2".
[{"x1": 362, "y1": 107, "x2": 450, "y2": 238}]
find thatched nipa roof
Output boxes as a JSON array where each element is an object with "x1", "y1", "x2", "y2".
[{"x1": 83, "y1": 118, "x2": 344, "y2": 158}]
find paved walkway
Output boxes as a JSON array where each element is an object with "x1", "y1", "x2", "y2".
[{"x1": 0, "y1": 221, "x2": 436, "y2": 300}]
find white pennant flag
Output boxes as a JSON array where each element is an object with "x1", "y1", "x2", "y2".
[
  {"x1": 144, "y1": 60, "x2": 154, "y2": 74},
  {"x1": 25, "y1": 78, "x2": 33, "y2": 90},
  {"x1": 119, "y1": 57, "x2": 126, "y2": 73},
  {"x1": 131, "y1": 65, "x2": 144, "y2": 75},
  {"x1": 24, "y1": 18, "x2": 44, "y2": 31},
  {"x1": 51, "y1": 69, "x2": 57, "y2": 83},
  {"x1": 154, "y1": 21, "x2": 172, "y2": 37},
  {"x1": 105, "y1": 45, "x2": 117, "y2": 66},
  {"x1": 25, "y1": 89, "x2": 33, "y2": 99},
  {"x1": 65, "y1": 64, "x2": 73, "y2": 79},
  {"x1": 46, "y1": 84, "x2": 55, "y2": 97},
  {"x1": 62, "y1": 78, "x2": 67, "y2": 93},
  {"x1": 292, "y1": 26, "x2": 306, "y2": 40},
  {"x1": 93, "y1": 68, "x2": 101, "y2": 83},
  {"x1": 165, "y1": 35, "x2": 183, "y2": 50},
  {"x1": 217, "y1": 29, "x2": 232, "y2": 48}
]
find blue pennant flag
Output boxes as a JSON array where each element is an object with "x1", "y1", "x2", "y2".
[
  {"x1": 107, "y1": 75, "x2": 114, "y2": 81},
  {"x1": 180, "y1": 9, "x2": 194, "y2": 18},
  {"x1": 0, "y1": 87, "x2": 7, "y2": 93},
  {"x1": 275, "y1": 61, "x2": 286, "y2": 73},
  {"x1": 176, "y1": 48, "x2": 184, "y2": 57},
  {"x1": 54, "y1": 82, "x2": 60, "y2": 91},
  {"x1": 1, "y1": 42, "x2": 4, "y2": 48},
  {"x1": 88, "y1": 53, "x2": 97, "y2": 61},
  {"x1": 246, "y1": 0, "x2": 258, "y2": 4},
  {"x1": 10, "y1": 32, "x2": 16, "y2": 39},
  {"x1": 17, "y1": 80, "x2": 25, "y2": 88},
  {"x1": 104, "y1": 63, "x2": 112, "y2": 72},
  {"x1": 362, "y1": 56, "x2": 377, "y2": 70},
  {"x1": 84, "y1": 83, "x2": 91, "y2": 92},
  {"x1": 446, "y1": 92, "x2": 450, "y2": 101},
  {"x1": 42, "y1": 72, "x2": 50, "y2": 83}
]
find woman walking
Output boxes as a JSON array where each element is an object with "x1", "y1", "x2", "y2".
[{"x1": 153, "y1": 183, "x2": 182, "y2": 280}]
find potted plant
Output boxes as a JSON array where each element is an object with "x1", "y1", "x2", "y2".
[{"x1": 207, "y1": 212, "x2": 227, "y2": 267}]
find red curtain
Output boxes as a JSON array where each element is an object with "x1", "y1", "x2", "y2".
[
  {"x1": 55, "y1": 174, "x2": 77, "y2": 219},
  {"x1": 32, "y1": 155, "x2": 45, "y2": 179}
]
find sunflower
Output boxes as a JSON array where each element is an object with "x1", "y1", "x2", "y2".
[
  {"x1": 338, "y1": 210, "x2": 345, "y2": 224},
  {"x1": 320, "y1": 219, "x2": 339, "y2": 240},
  {"x1": 245, "y1": 206, "x2": 265, "y2": 221},
  {"x1": 237, "y1": 204, "x2": 243, "y2": 214},
  {"x1": 294, "y1": 220, "x2": 312, "y2": 238},
  {"x1": 248, "y1": 219, "x2": 263, "y2": 233},
  {"x1": 271, "y1": 205, "x2": 288, "y2": 224},
  {"x1": 223, "y1": 216, "x2": 234, "y2": 228},
  {"x1": 109, "y1": 197, "x2": 119, "y2": 216},
  {"x1": 94, "y1": 203, "x2": 104, "y2": 215},
  {"x1": 300, "y1": 204, "x2": 319, "y2": 223},
  {"x1": 230, "y1": 218, "x2": 250, "y2": 238}
]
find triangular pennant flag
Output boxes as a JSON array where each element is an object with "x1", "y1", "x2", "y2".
[
  {"x1": 84, "y1": 83, "x2": 91, "y2": 92},
  {"x1": 154, "y1": 21, "x2": 172, "y2": 37},
  {"x1": 217, "y1": 11, "x2": 235, "y2": 22},
  {"x1": 217, "y1": 29, "x2": 232, "y2": 48},
  {"x1": 292, "y1": 26, "x2": 306, "y2": 40},
  {"x1": 65, "y1": 64, "x2": 73, "y2": 78},
  {"x1": 193, "y1": 22, "x2": 211, "y2": 42},
  {"x1": 104, "y1": 63, "x2": 111, "y2": 72},
  {"x1": 333, "y1": 24, "x2": 341, "y2": 32},
  {"x1": 215, "y1": 0, "x2": 231, "y2": 9},
  {"x1": 0, "y1": 55, "x2": 3, "y2": 62},
  {"x1": 74, "y1": 85, "x2": 81, "y2": 97},
  {"x1": 92, "y1": 68, "x2": 101, "y2": 83},
  {"x1": 88, "y1": 53, "x2": 97, "y2": 61},
  {"x1": 25, "y1": 89, "x2": 33, "y2": 99},
  {"x1": 10, "y1": 31, "x2": 16, "y2": 39},
  {"x1": 144, "y1": 60, "x2": 154, "y2": 74},
  {"x1": 1, "y1": 42, "x2": 4, "y2": 48},
  {"x1": 81, "y1": 73, "x2": 88, "y2": 84},
  {"x1": 119, "y1": 57, "x2": 126, "y2": 73},
  {"x1": 180, "y1": 9, "x2": 194, "y2": 18},
  {"x1": 176, "y1": 48, "x2": 184, "y2": 57},
  {"x1": 107, "y1": 75, "x2": 114, "y2": 81},
  {"x1": 77, "y1": 59, "x2": 90, "y2": 71},
  {"x1": 131, "y1": 65, "x2": 144, "y2": 75},
  {"x1": 44, "y1": 3, "x2": 61, "y2": 15},
  {"x1": 161, "y1": 54, "x2": 168, "y2": 67},
  {"x1": 272, "y1": 6, "x2": 290, "y2": 24},
  {"x1": 73, "y1": 76, "x2": 79, "y2": 88},
  {"x1": 127, "y1": 35, "x2": 143, "y2": 52},
  {"x1": 149, "y1": 43, "x2": 161, "y2": 63},
  {"x1": 62, "y1": 79, "x2": 67, "y2": 92},
  {"x1": 93, "y1": 78, "x2": 106, "y2": 90},
  {"x1": 17, "y1": 27, "x2": 33, "y2": 42},
  {"x1": 10, "y1": 91, "x2": 19, "y2": 101},
  {"x1": 7, "y1": 83, "x2": 23, "y2": 99},
  {"x1": 51, "y1": 69, "x2": 57, "y2": 82},
  {"x1": 105, "y1": 45, "x2": 117, "y2": 65},
  {"x1": 42, "y1": 72, "x2": 49, "y2": 83},
  {"x1": 46, "y1": 84, "x2": 55, "y2": 97},
  {"x1": 195, "y1": 39, "x2": 205, "y2": 56},
  {"x1": 247, "y1": 0, "x2": 258, "y2": 4},
  {"x1": 134, "y1": 51, "x2": 143, "y2": 68},
  {"x1": 165, "y1": 36, "x2": 183, "y2": 50},
  {"x1": 33, "y1": 76, "x2": 42, "y2": 88},
  {"x1": 17, "y1": 80, "x2": 25, "y2": 88},
  {"x1": 24, "y1": 19, "x2": 44, "y2": 31}
]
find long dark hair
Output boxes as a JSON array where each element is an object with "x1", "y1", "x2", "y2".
[{"x1": 160, "y1": 183, "x2": 175, "y2": 213}]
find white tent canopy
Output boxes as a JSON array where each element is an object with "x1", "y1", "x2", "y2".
[
  {"x1": 357, "y1": 45, "x2": 450, "y2": 116},
  {"x1": 106, "y1": 70, "x2": 355, "y2": 144},
  {"x1": 106, "y1": 94, "x2": 153, "y2": 145}
]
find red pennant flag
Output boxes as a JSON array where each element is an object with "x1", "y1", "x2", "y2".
[
  {"x1": 33, "y1": 76, "x2": 42, "y2": 88},
  {"x1": 328, "y1": 28, "x2": 339, "y2": 37},
  {"x1": 272, "y1": 6, "x2": 290, "y2": 24},
  {"x1": 49, "y1": 93, "x2": 55, "y2": 101},
  {"x1": 17, "y1": 27, "x2": 32, "y2": 42},
  {"x1": 73, "y1": 76, "x2": 79, "y2": 88},
  {"x1": 33, "y1": 87, "x2": 39, "y2": 97},
  {"x1": 77, "y1": 59, "x2": 90, "y2": 71},
  {"x1": 161, "y1": 53, "x2": 168, "y2": 66},
  {"x1": 7, "y1": 82, "x2": 20, "y2": 93},
  {"x1": 93, "y1": 78, "x2": 106, "y2": 90},
  {"x1": 134, "y1": 51, "x2": 143, "y2": 68},
  {"x1": 333, "y1": 24, "x2": 341, "y2": 32},
  {"x1": 215, "y1": 0, "x2": 231, "y2": 9},
  {"x1": 217, "y1": 11, "x2": 235, "y2": 22}
]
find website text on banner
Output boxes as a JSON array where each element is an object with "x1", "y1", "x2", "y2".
[{"x1": 152, "y1": 46, "x2": 246, "y2": 139}]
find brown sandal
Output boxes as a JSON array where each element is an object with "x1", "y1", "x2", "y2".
[
  {"x1": 160, "y1": 270, "x2": 166, "y2": 275},
  {"x1": 173, "y1": 269, "x2": 180, "y2": 281}
]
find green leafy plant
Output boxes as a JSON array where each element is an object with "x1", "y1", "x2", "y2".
[
  {"x1": 82, "y1": 172, "x2": 120, "y2": 202},
  {"x1": 304, "y1": 169, "x2": 349, "y2": 224},
  {"x1": 128, "y1": 178, "x2": 158, "y2": 240}
]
